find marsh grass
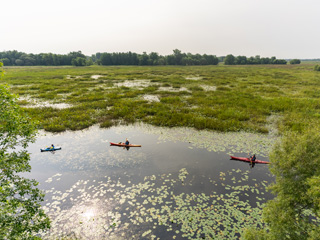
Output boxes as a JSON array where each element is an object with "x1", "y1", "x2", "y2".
[{"x1": 3, "y1": 64, "x2": 320, "y2": 133}]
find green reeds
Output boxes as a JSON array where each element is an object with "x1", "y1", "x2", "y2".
[{"x1": 3, "y1": 64, "x2": 320, "y2": 134}]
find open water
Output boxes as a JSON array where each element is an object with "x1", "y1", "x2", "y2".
[{"x1": 25, "y1": 124, "x2": 275, "y2": 239}]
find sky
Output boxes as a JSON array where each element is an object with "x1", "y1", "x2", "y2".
[{"x1": 2, "y1": 0, "x2": 320, "y2": 59}]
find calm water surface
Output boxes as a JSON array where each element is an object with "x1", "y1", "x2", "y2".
[{"x1": 25, "y1": 124, "x2": 275, "y2": 239}]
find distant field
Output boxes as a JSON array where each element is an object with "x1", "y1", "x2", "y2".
[
  {"x1": 2, "y1": 64, "x2": 320, "y2": 133},
  {"x1": 301, "y1": 61, "x2": 320, "y2": 64}
]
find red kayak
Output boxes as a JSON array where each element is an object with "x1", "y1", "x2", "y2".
[
  {"x1": 110, "y1": 142, "x2": 141, "y2": 147},
  {"x1": 230, "y1": 156, "x2": 270, "y2": 164}
]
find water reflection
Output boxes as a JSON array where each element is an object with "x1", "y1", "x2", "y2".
[
  {"x1": 81, "y1": 208, "x2": 95, "y2": 220},
  {"x1": 110, "y1": 145, "x2": 132, "y2": 151},
  {"x1": 25, "y1": 123, "x2": 276, "y2": 239}
]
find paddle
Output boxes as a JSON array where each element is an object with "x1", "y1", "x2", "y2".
[{"x1": 248, "y1": 153, "x2": 253, "y2": 166}]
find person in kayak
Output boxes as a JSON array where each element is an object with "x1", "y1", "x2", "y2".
[
  {"x1": 46, "y1": 144, "x2": 54, "y2": 150},
  {"x1": 248, "y1": 154, "x2": 255, "y2": 168},
  {"x1": 125, "y1": 138, "x2": 129, "y2": 145}
]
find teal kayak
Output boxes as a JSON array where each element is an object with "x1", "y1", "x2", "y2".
[{"x1": 40, "y1": 147, "x2": 62, "y2": 152}]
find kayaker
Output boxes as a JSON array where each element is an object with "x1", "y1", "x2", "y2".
[
  {"x1": 50, "y1": 144, "x2": 55, "y2": 149},
  {"x1": 125, "y1": 138, "x2": 129, "y2": 145},
  {"x1": 251, "y1": 154, "x2": 256, "y2": 162}
]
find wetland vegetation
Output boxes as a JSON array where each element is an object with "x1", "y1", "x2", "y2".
[
  {"x1": 2, "y1": 64, "x2": 320, "y2": 134},
  {"x1": 2, "y1": 63, "x2": 320, "y2": 239}
]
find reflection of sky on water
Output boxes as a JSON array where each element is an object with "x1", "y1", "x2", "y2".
[{"x1": 26, "y1": 124, "x2": 276, "y2": 239}]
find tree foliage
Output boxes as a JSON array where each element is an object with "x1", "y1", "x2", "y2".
[
  {"x1": 0, "y1": 50, "x2": 86, "y2": 66},
  {"x1": 224, "y1": 54, "x2": 236, "y2": 65},
  {"x1": 2, "y1": 50, "x2": 293, "y2": 67},
  {"x1": 289, "y1": 59, "x2": 301, "y2": 64},
  {"x1": 0, "y1": 49, "x2": 219, "y2": 66},
  {"x1": 243, "y1": 129, "x2": 320, "y2": 240},
  {"x1": 0, "y1": 62, "x2": 50, "y2": 239},
  {"x1": 96, "y1": 49, "x2": 219, "y2": 66},
  {"x1": 224, "y1": 54, "x2": 287, "y2": 65},
  {"x1": 71, "y1": 57, "x2": 87, "y2": 66}
]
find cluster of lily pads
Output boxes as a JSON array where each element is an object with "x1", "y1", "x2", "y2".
[{"x1": 39, "y1": 167, "x2": 270, "y2": 239}]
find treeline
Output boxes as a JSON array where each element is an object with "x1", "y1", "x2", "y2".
[
  {"x1": 224, "y1": 54, "x2": 288, "y2": 65},
  {"x1": 1, "y1": 50, "x2": 295, "y2": 67},
  {"x1": 0, "y1": 49, "x2": 219, "y2": 67},
  {"x1": 0, "y1": 50, "x2": 89, "y2": 66},
  {"x1": 94, "y1": 49, "x2": 219, "y2": 66}
]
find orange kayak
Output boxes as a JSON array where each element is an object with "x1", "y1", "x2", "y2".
[
  {"x1": 230, "y1": 156, "x2": 270, "y2": 164},
  {"x1": 110, "y1": 142, "x2": 141, "y2": 147}
]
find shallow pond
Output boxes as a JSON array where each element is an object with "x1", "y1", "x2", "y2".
[{"x1": 26, "y1": 124, "x2": 276, "y2": 239}]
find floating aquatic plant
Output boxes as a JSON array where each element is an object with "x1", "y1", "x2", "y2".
[{"x1": 39, "y1": 167, "x2": 277, "y2": 239}]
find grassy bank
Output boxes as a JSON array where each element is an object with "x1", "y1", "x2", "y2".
[{"x1": 2, "y1": 64, "x2": 320, "y2": 133}]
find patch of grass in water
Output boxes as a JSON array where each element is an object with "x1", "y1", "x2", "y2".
[{"x1": 100, "y1": 119, "x2": 113, "y2": 128}]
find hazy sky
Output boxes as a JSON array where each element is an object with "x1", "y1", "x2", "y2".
[{"x1": 2, "y1": 0, "x2": 320, "y2": 58}]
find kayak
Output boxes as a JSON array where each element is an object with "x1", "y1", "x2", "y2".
[
  {"x1": 230, "y1": 156, "x2": 270, "y2": 164},
  {"x1": 41, "y1": 147, "x2": 62, "y2": 152},
  {"x1": 110, "y1": 142, "x2": 141, "y2": 147}
]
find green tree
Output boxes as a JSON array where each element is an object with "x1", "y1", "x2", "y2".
[
  {"x1": 235, "y1": 55, "x2": 247, "y2": 65},
  {"x1": 166, "y1": 54, "x2": 176, "y2": 65},
  {"x1": 138, "y1": 52, "x2": 149, "y2": 65},
  {"x1": 0, "y1": 62, "x2": 50, "y2": 239},
  {"x1": 290, "y1": 59, "x2": 301, "y2": 64},
  {"x1": 149, "y1": 52, "x2": 160, "y2": 65},
  {"x1": 100, "y1": 53, "x2": 113, "y2": 65},
  {"x1": 86, "y1": 58, "x2": 94, "y2": 66},
  {"x1": 0, "y1": 58, "x2": 10, "y2": 66},
  {"x1": 172, "y1": 49, "x2": 184, "y2": 65},
  {"x1": 272, "y1": 59, "x2": 287, "y2": 64},
  {"x1": 71, "y1": 57, "x2": 86, "y2": 66},
  {"x1": 15, "y1": 59, "x2": 24, "y2": 66},
  {"x1": 224, "y1": 54, "x2": 236, "y2": 65},
  {"x1": 204, "y1": 54, "x2": 219, "y2": 65},
  {"x1": 243, "y1": 129, "x2": 320, "y2": 240}
]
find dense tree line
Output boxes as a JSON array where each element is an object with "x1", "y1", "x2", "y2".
[
  {"x1": 0, "y1": 50, "x2": 88, "y2": 66},
  {"x1": 95, "y1": 49, "x2": 219, "y2": 66},
  {"x1": 224, "y1": 54, "x2": 287, "y2": 65},
  {"x1": 1, "y1": 50, "x2": 293, "y2": 67},
  {"x1": 0, "y1": 49, "x2": 219, "y2": 67}
]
